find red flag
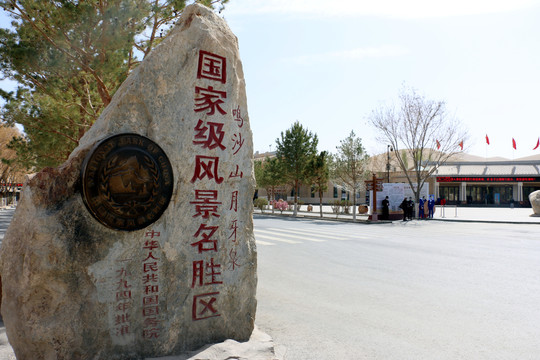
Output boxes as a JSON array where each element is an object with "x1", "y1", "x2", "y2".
[
  {"x1": 512, "y1": 138, "x2": 516, "y2": 150},
  {"x1": 459, "y1": 141, "x2": 463, "y2": 150},
  {"x1": 485, "y1": 134, "x2": 490, "y2": 145},
  {"x1": 436, "y1": 140, "x2": 441, "y2": 150},
  {"x1": 534, "y1": 138, "x2": 540, "y2": 150}
]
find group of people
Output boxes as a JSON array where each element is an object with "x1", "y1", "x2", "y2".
[
  {"x1": 418, "y1": 196, "x2": 436, "y2": 219},
  {"x1": 381, "y1": 195, "x2": 437, "y2": 221},
  {"x1": 394, "y1": 196, "x2": 436, "y2": 221},
  {"x1": 399, "y1": 197, "x2": 415, "y2": 221}
]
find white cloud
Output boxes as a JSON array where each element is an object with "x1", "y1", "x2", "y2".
[
  {"x1": 282, "y1": 45, "x2": 408, "y2": 65},
  {"x1": 227, "y1": 0, "x2": 540, "y2": 18}
]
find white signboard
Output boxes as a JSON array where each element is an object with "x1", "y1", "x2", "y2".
[{"x1": 370, "y1": 183, "x2": 430, "y2": 213}]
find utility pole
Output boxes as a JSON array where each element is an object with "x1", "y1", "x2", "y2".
[{"x1": 386, "y1": 145, "x2": 393, "y2": 183}]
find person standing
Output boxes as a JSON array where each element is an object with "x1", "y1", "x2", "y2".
[
  {"x1": 382, "y1": 196, "x2": 390, "y2": 220},
  {"x1": 399, "y1": 197, "x2": 408, "y2": 221},
  {"x1": 407, "y1": 197, "x2": 415, "y2": 220},
  {"x1": 418, "y1": 196, "x2": 425, "y2": 219},
  {"x1": 428, "y1": 196, "x2": 435, "y2": 218}
]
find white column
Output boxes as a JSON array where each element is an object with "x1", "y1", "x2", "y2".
[
  {"x1": 434, "y1": 182, "x2": 440, "y2": 199},
  {"x1": 461, "y1": 182, "x2": 467, "y2": 203},
  {"x1": 517, "y1": 182, "x2": 523, "y2": 202}
]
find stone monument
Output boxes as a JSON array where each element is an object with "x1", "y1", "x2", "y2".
[
  {"x1": 529, "y1": 190, "x2": 540, "y2": 216},
  {"x1": 0, "y1": 4, "x2": 257, "y2": 359}
]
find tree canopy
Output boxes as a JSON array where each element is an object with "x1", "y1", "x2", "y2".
[
  {"x1": 0, "y1": 0, "x2": 228, "y2": 170},
  {"x1": 304, "y1": 150, "x2": 329, "y2": 217},
  {"x1": 330, "y1": 130, "x2": 369, "y2": 220},
  {"x1": 275, "y1": 121, "x2": 318, "y2": 216},
  {"x1": 254, "y1": 156, "x2": 287, "y2": 211}
]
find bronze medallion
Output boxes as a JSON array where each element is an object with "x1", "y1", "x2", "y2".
[{"x1": 81, "y1": 133, "x2": 174, "y2": 231}]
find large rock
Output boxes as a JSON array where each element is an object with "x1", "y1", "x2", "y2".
[
  {"x1": 0, "y1": 4, "x2": 257, "y2": 359},
  {"x1": 529, "y1": 190, "x2": 540, "y2": 216},
  {"x1": 0, "y1": 325, "x2": 282, "y2": 360}
]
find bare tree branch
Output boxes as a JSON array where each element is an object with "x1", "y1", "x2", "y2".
[{"x1": 369, "y1": 86, "x2": 469, "y2": 212}]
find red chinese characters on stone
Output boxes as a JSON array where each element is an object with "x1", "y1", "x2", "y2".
[
  {"x1": 197, "y1": 50, "x2": 227, "y2": 84},
  {"x1": 229, "y1": 165, "x2": 243, "y2": 179},
  {"x1": 191, "y1": 224, "x2": 219, "y2": 253},
  {"x1": 194, "y1": 86, "x2": 227, "y2": 115},
  {"x1": 191, "y1": 155, "x2": 224, "y2": 184},
  {"x1": 142, "y1": 230, "x2": 161, "y2": 339},
  {"x1": 143, "y1": 295, "x2": 158, "y2": 306},
  {"x1": 193, "y1": 119, "x2": 226, "y2": 150},
  {"x1": 114, "y1": 264, "x2": 133, "y2": 337},
  {"x1": 143, "y1": 272, "x2": 158, "y2": 284},
  {"x1": 145, "y1": 230, "x2": 161, "y2": 239},
  {"x1": 190, "y1": 49, "x2": 230, "y2": 322},
  {"x1": 143, "y1": 262, "x2": 158, "y2": 273},
  {"x1": 229, "y1": 191, "x2": 238, "y2": 212},
  {"x1": 228, "y1": 219, "x2": 238, "y2": 242},
  {"x1": 190, "y1": 189, "x2": 222, "y2": 219},
  {"x1": 227, "y1": 248, "x2": 241, "y2": 271},
  {"x1": 143, "y1": 328, "x2": 160, "y2": 340},
  {"x1": 193, "y1": 292, "x2": 221, "y2": 321},
  {"x1": 191, "y1": 258, "x2": 223, "y2": 288},
  {"x1": 143, "y1": 251, "x2": 159, "y2": 262},
  {"x1": 231, "y1": 133, "x2": 244, "y2": 155},
  {"x1": 232, "y1": 106, "x2": 244, "y2": 128},
  {"x1": 116, "y1": 324, "x2": 130, "y2": 337}
]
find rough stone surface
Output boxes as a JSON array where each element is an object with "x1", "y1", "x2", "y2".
[
  {"x1": 147, "y1": 326, "x2": 280, "y2": 360},
  {"x1": 0, "y1": 4, "x2": 256, "y2": 360},
  {"x1": 529, "y1": 190, "x2": 540, "y2": 216},
  {"x1": 0, "y1": 324, "x2": 280, "y2": 360}
]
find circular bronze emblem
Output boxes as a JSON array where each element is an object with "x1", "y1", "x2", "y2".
[{"x1": 81, "y1": 133, "x2": 174, "y2": 231}]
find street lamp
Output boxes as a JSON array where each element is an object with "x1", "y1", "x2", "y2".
[{"x1": 386, "y1": 145, "x2": 393, "y2": 183}]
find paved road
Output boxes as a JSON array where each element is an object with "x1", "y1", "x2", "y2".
[{"x1": 254, "y1": 215, "x2": 540, "y2": 360}]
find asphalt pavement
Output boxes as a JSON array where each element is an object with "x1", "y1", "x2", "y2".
[{"x1": 254, "y1": 213, "x2": 540, "y2": 359}]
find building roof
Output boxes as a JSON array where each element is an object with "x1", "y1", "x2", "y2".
[
  {"x1": 435, "y1": 160, "x2": 540, "y2": 177},
  {"x1": 366, "y1": 149, "x2": 540, "y2": 176}
]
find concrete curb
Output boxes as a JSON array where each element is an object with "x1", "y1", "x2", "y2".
[
  {"x1": 253, "y1": 212, "x2": 393, "y2": 225},
  {"x1": 254, "y1": 211, "x2": 540, "y2": 225},
  {"x1": 431, "y1": 218, "x2": 540, "y2": 225}
]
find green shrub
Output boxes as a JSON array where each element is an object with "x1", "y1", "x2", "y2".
[
  {"x1": 254, "y1": 198, "x2": 269, "y2": 212},
  {"x1": 331, "y1": 199, "x2": 342, "y2": 214},
  {"x1": 341, "y1": 199, "x2": 352, "y2": 214}
]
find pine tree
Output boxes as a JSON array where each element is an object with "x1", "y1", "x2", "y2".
[
  {"x1": 304, "y1": 151, "x2": 329, "y2": 218},
  {"x1": 0, "y1": 0, "x2": 228, "y2": 170},
  {"x1": 254, "y1": 157, "x2": 286, "y2": 213},
  {"x1": 275, "y1": 121, "x2": 318, "y2": 216}
]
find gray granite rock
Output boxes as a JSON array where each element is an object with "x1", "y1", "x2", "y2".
[
  {"x1": 529, "y1": 190, "x2": 540, "y2": 216},
  {"x1": 0, "y1": 324, "x2": 280, "y2": 360},
  {"x1": 146, "y1": 326, "x2": 281, "y2": 360},
  {"x1": 0, "y1": 4, "x2": 256, "y2": 359}
]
